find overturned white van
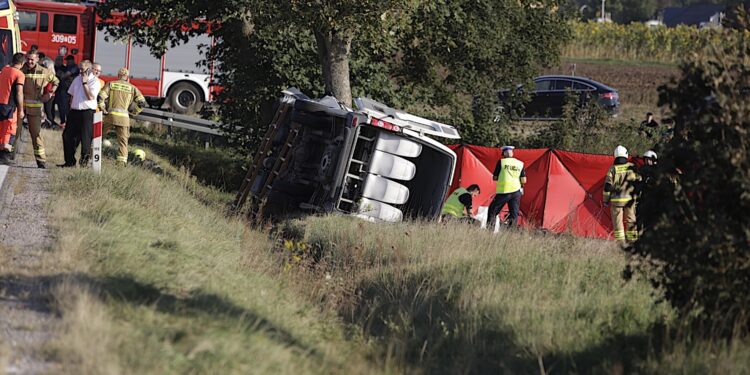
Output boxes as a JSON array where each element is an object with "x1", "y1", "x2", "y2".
[{"x1": 234, "y1": 89, "x2": 460, "y2": 222}]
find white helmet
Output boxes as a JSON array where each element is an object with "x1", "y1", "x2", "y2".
[
  {"x1": 614, "y1": 145, "x2": 628, "y2": 158},
  {"x1": 643, "y1": 150, "x2": 657, "y2": 160}
]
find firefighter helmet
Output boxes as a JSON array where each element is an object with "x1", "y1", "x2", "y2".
[
  {"x1": 614, "y1": 145, "x2": 628, "y2": 158},
  {"x1": 643, "y1": 150, "x2": 657, "y2": 160},
  {"x1": 133, "y1": 149, "x2": 146, "y2": 161}
]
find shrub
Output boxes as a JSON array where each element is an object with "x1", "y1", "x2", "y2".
[{"x1": 628, "y1": 35, "x2": 750, "y2": 331}]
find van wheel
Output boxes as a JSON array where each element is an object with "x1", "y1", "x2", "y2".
[{"x1": 168, "y1": 82, "x2": 204, "y2": 114}]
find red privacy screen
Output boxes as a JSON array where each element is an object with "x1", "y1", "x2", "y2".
[{"x1": 448, "y1": 145, "x2": 643, "y2": 240}]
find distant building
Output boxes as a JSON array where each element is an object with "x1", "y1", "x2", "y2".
[{"x1": 660, "y1": 4, "x2": 725, "y2": 28}]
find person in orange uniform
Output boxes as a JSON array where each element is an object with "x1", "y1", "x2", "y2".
[
  {"x1": 22, "y1": 51, "x2": 59, "y2": 168},
  {"x1": 98, "y1": 68, "x2": 146, "y2": 165},
  {"x1": 0, "y1": 53, "x2": 26, "y2": 164}
]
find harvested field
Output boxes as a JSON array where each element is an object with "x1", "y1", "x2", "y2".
[{"x1": 545, "y1": 59, "x2": 680, "y2": 120}]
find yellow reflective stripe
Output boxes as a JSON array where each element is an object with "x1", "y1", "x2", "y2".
[
  {"x1": 24, "y1": 102, "x2": 43, "y2": 108},
  {"x1": 610, "y1": 197, "x2": 632, "y2": 202},
  {"x1": 613, "y1": 230, "x2": 625, "y2": 240},
  {"x1": 615, "y1": 164, "x2": 632, "y2": 173},
  {"x1": 116, "y1": 156, "x2": 128, "y2": 162},
  {"x1": 111, "y1": 83, "x2": 133, "y2": 92},
  {"x1": 109, "y1": 111, "x2": 129, "y2": 117},
  {"x1": 626, "y1": 231, "x2": 639, "y2": 240},
  {"x1": 25, "y1": 74, "x2": 46, "y2": 78},
  {"x1": 34, "y1": 148, "x2": 45, "y2": 156}
]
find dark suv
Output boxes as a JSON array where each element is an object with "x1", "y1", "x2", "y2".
[
  {"x1": 498, "y1": 75, "x2": 620, "y2": 120},
  {"x1": 234, "y1": 89, "x2": 461, "y2": 222}
]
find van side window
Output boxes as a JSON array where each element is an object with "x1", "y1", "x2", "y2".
[
  {"x1": 18, "y1": 11, "x2": 37, "y2": 32},
  {"x1": 53, "y1": 15, "x2": 77, "y2": 34},
  {"x1": 39, "y1": 13, "x2": 49, "y2": 32}
]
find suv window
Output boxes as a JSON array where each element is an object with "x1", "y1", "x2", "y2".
[
  {"x1": 19, "y1": 11, "x2": 37, "y2": 32},
  {"x1": 40, "y1": 13, "x2": 49, "y2": 32},
  {"x1": 53, "y1": 15, "x2": 78, "y2": 34},
  {"x1": 534, "y1": 79, "x2": 552, "y2": 91},
  {"x1": 554, "y1": 80, "x2": 573, "y2": 90},
  {"x1": 573, "y1": 82, "x2": 594, "y2": 90}
]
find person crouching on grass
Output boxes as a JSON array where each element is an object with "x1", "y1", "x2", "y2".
[{"x1": 440, "y1": 184, "x2": 481, "y2": 223}]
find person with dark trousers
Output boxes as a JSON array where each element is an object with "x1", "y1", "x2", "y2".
[
  {"x1": 440, "y1": 184, "x2": 481, "y2": 222},
  {"x1": 487, "y1": 146, "x2": 526, "y2": 228},
  {"x1": 61, "y1": 60, "x2": 100, "y2": 167},
  {"x1": 40, "y1": 57, "x2": 59, "y2": 129},
  {"x1": 55, "y1": 55, "x2": 79, "y2": 128}
]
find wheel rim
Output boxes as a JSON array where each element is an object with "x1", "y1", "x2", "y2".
[{"x1": 177, "y1": 89, "x2": 197, "y2": 109}]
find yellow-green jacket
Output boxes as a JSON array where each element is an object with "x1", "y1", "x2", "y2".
[{"x1": 98, "y1": 79, "x2": 146, "y2": 127}]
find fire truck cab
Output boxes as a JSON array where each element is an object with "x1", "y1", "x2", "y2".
[
  {"x1": 15, "y1": 0, "x2": 214, "y2": 114},
  {"x1": 0, "y1": 0, "x2": 22, "y2": 67}
]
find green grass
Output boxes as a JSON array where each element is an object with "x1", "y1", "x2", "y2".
[
  {"x1": 43, "y1": 140, "x2": 750, "y2": 374},
  {"x1": 46, "y1": 157, "x2": 375, "y2": 374}
]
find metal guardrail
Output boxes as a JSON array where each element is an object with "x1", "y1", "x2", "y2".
[{"x1": 134, "y1": 108, "x2": 223, "y2": 136}]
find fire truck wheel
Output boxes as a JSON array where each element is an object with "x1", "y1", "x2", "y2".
[{"x1": 168, "y1": 82, "x2": 204, "y2": 114}]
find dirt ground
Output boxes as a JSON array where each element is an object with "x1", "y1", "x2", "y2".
[
  {"x1": 0, "y1": 128, "x2": 62, "y2": 374},
  {"x1": 545, "y1": 60, "x2": 680, "y2": 121}
]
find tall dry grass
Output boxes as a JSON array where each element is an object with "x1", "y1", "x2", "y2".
[
  {"x1": 45, "y1": 152, "x2": 377, "y2": 374},
  {"x1": 39, "y1": 130, "x2": 750, "y2": 374}
]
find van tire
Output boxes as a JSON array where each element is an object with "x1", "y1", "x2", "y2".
[{"x1": 168, "y1": 82, "x2": 204, "y2": 114}]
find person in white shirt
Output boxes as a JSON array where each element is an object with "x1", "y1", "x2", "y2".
[{"x1": 61, "y1": 59, "x2": 101, "y2": 167}]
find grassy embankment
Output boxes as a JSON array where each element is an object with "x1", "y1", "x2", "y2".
[{"x1": 36, "y1": 130, "x2": 750, "y2": 373}]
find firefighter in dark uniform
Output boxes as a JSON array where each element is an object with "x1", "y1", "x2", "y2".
[
  {"x1": 487, "y1": 145, "x2": 526, "y2": 228},
  {"x1": 98, "y1": 68, "x2": 146, "y2": 165},
  {"x1": 636, "y1": 150, "x2": 657, "y2": 231},
  {"x1": 440, "y1": 184, "x2": 481, "y2": 222}
]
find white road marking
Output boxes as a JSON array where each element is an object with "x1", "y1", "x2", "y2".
[{"x1": 0, "y1": 165, "x2": 8, "y2": 191}]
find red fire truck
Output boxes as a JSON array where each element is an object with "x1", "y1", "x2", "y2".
[{"x1": 15, "y1": 0, "x2": 215, "y2": 114}]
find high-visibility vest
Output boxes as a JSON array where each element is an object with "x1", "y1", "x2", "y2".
[
  {"x1": 496, "y1": 158, "x2": 524, "y2": 194},
  {"x1": 441, "y1": 187, "x2": 469, "y2": 217}
]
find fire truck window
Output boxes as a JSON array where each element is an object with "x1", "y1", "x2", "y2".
[
  {"x1": 53, "y1": 15, "x2": 78, "y2": 35},
  {"x1": 94, "y1": 30, "x2": 127, "y2": 77},
  {"x1": 0, "y1": 0, "x2": 9, "y2": 10},
  {"x1": 164, "y1": 34, "x2": 211, "y2": 74},
  {"x1": 18, "y1": 12, "x2": 37, "y2": 32},
  {"x1": 129, "y1": 43, "x2": 161, "y2": 80},
  {"x1": 39, "y1": 13, "x2": 49, "y2": 32}
]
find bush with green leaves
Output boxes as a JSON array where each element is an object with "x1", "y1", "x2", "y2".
[{"x1": 628, "y1": 36, "x2": 750, "y2": 331}]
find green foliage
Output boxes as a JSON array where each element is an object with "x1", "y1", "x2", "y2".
[
  {"x1": 628, "y1": 34, "x2": 750, "y2": 329},
  {"x1": 723, "y1": 1, "x2": 750, "y2": 30},
  {"x1": 521, "y1": 94, "x2": 653, "y2": 155},
  {"x1": 98, "y1": 0, "x2": 570, "y2": 150}
]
